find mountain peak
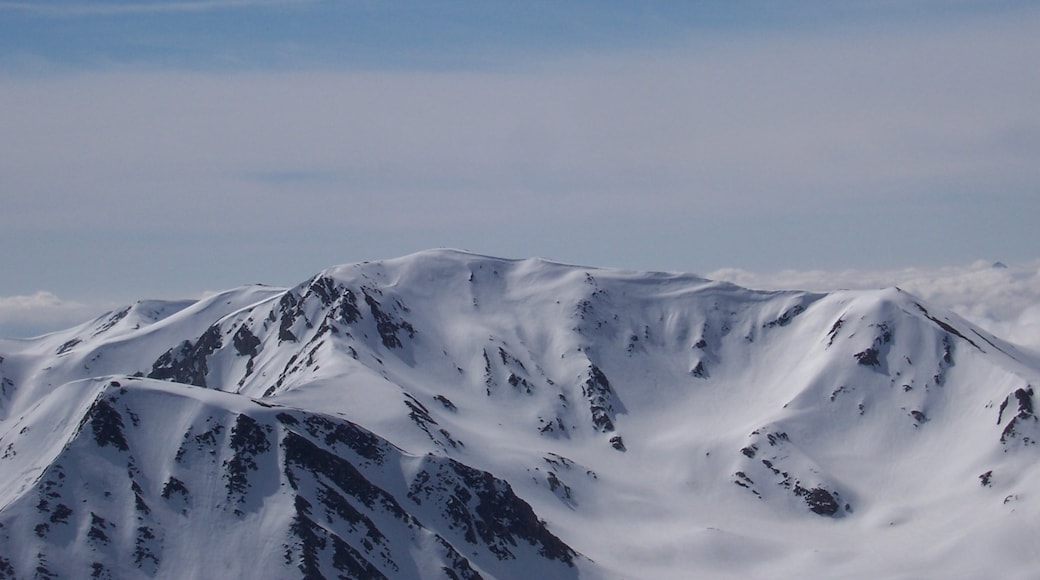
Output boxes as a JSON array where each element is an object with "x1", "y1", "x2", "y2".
[{"x1": 2, "y1": 253, "x2": 1039, "y2": 578}]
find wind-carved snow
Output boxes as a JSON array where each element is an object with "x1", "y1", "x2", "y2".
[{"x1": 2, "y1": 249, "x2": 1040, "y2": 579}]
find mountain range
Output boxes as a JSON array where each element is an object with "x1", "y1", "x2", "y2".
[{"x1": 2, "y1": 249, "x2": 1038, "y2": 578}]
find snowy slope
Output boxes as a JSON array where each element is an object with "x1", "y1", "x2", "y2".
[{"x1": 2, "y1": 249, "x2": 1040, "y2": 579}]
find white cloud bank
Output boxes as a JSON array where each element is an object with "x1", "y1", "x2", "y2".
[
  {"x1": 0, "y1": 292, "x2": 112, "y2": 339},
  {"x1": 709, "y1": 260, "x2": 1040, "y2": 350}
]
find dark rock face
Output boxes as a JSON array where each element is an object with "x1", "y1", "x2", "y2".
[
  {"x1": 306, "y1": 275, "x2": 338, "y2": 307},
  {"x1": 913, "y1": 303, "x2": 982, "y2": 351},
  {"x1": 609, "y1": 436, "x2": 626, "y2": 451},
  {"x1": 279, "y1": 412, "x2": 572, "y2": 578},
  {"x1": 289, "y1": 413, "x2": 387, "y2": 464},
  {"x1": 282, "y1": 431, "x2": 410, "y2": 519},
  {"x1": 56, "y1": 338, "x2": 82, "y2": 356},
  {"x1": 736, "y1": 428, "x2": 847, "y2": 517},
  {"x1": 277, "y1": 292, "x2": 305, "y2": 343},
  {"x1": 800, "y1": 487, "x2": 840, "y2": 516},
  {"x1": 826, "y1": 318, "x2": 844, "y2": 346},
  {"x1": 998, "y1": 387, "x2": 1036, "y2": 444},
  {"x1": 150, "y1": 276, "x2": 406, "y2": 394},
  {"x1": 434, "y1": 395, "x2": 457, "y2": 412},
  {"x1": 407, "y1": 457, "x2": 577, "y2": 566},
  {"x1": 851, "y1": 323, "x2": 893, "y2": 372},
  {"x1": 363, "y1": 291, "x2": 415, "y2": 350},
  {"x1": 87, "y1": 398, "x2": 129, "y2": 452},
  {"x1": 854, "y1": 348, "x2": 880, "y2": 367},
  {"x1": 232, "y1": 326, "x2": 261, "y2": 358},
  {"x1": 403, "y1": 394, "x2": 461, "y2": 449},
  {"x1": 224, "y1": 414, "x2": 272, "y2": 499},
  {"x1": 298, "y1": 276, "x2": 363, "y2": 326},
  {"x1": 93, "y1": 306, "x2": 132, "y2": 337},
  {"x1": 285, "y1": 495, "x2": 388, "y2": 580},
  {"x1": 148, "y1": 325, "x2": 223, "y2": 387},
  {"x1": 763, "y1": 304, "x2": 806, "y2": 329},
  {"x1": 336, "y1": 289, "x2": 363, "y2": 325},
  {"x1": 690, "y1": 360, "x2": 708, "y2": 378},
  {"x1": 160, "y1": 477, "x2": 189, "y2": 500},
  {"x1": 582, "y1": 364, "x2": 618, "y2": 434},
  {"x1": 1013, "y1": 388, "x2": 1034, "y2": 417},
  {"x1": 979, "y1": 471, "x2": 993, "y2": 486},
  {"x1": 296, "y1": 275, "x2": 363, "y2": 329},
  {"x1": 4, "y1": 383, "x2": 579, "y2": 579}
]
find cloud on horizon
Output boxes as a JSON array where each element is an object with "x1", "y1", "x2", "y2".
[
  {"x1": 0, "y1": 291, "x2": 115, "y2": 339},
  {"x1": 709, "y1": 260, "x2": 1040, "y2": 351}
]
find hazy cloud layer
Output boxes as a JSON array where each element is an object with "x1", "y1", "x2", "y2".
[
  {"x1": 709, "y1": 260, "x2": 1040, "y2": 350},
  {"x1": 2, "y1": 4, "x2": 1039, "y2": 303},
  {"x1": 0, "y1": 292, "x2": 114, "y2": 339},
  {"x1": 1, "y1": 3, "x2": 1038, "y2": 336}
]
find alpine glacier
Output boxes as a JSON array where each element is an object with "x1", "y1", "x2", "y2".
[{"x1": 2, "y1": 249, "x2": 1039, "y2": 579}]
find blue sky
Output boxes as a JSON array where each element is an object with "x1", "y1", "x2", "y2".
[
  {"x1": 0, "y1": 1, "x2": 918, "y2": 70},
  {"x1": 3, "y1": 1, "x2": 1033, "y2": 71},
  {"x1": 1, "y1": 0, "x2": 1039, "y2": 337},
  {"x1": 0, "y1": 1, "x2": 758, "y2": 71}
]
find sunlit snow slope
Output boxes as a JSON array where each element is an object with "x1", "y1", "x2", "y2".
[{"x1": 2, "y1": 249, "x2": 1039, "y2": 579}]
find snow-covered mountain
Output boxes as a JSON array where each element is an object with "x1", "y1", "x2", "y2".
[{"x1": 2, "y1": 249, "x2": 1039, "y2": 579}]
